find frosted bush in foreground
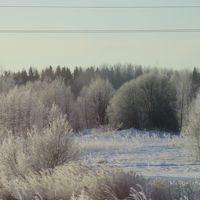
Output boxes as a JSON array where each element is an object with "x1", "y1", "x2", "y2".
[
  {"x1": 0, "y1": 165, "x2": 149, "y2": 200},
  {"x1": 0, "y1": 163, "x2": 199, "y2": 200},
  {"x1": 71, "y1": 190, "x2": 93, "y2": 200},
  {"x1": 0, "y1": 163, "x2": 97, "y2": 200},
  {"x1": 0, "y1": 104, "x2": 78, "y2": 179},
  {"x1": 26, "y1": 104, "x2": 78, "y2": 171}
]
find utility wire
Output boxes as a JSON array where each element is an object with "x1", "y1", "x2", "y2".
[
  {"x1": 0, "y1": 29, "x2": 200, "y2": 34},
  {"x1": 0, "y1": 5, "x2": 200, "y2": 9}
]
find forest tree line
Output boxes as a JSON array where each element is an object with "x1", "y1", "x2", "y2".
[{"x1": 1, "y1": 64, "x2": 200, "y2": 133}]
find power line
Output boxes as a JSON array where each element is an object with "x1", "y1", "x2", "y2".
[
  {"x1": 0, "y1": 29, "x2": 200, "y2": 34},
  {"x1": 0, "y1": 5, "x2": 200, "y2": 9}
]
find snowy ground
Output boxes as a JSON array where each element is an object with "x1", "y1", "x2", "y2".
[{"x1": 76, "y1": 129, "x2": 200, "y2": 181}]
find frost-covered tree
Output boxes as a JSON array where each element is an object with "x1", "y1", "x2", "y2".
[
  {"x1": 137, "y1": 71, "x2": 178, "y2": 131},
  {"x1": 0, "y1": 86, "x2": 46, "y2": 134},
  {"x1": 0, "y1": 73, "x2": 15, "y2": 93},
  {"x1": 88, "y1": 78, "x2": 114, "y2": 125},
  {"x1": 184, "y1": 93, "x2": 200, "y2": 160},
  {"x1": 0, "y1": 79, "x2": 75, "y2": 134},
  {"x1": 171, "y1": 70, "x2": 192, "y2": 130},
  {"x1": 76, "y1": 79, "x2": 114, "y2": 128},
  {"x1": 108, "y1": 80, "x2": 141, "y2": 129},
  {"x1": 108, "y1": 71, "x2": 178, "y2": 131},
  {"x1": 76, "y1": 87, "x2": 92, "y2": 129},
  {"x1": 34, "y1": 79, "x2": 74, "y2": 116}
]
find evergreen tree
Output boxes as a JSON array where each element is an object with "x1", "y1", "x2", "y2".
[
  {"x1": 28, "y1": 67, "x2": 34, "y2": 82},
  {"x1": 55, "y1": 66, "x2": 62, "y2": 77}
]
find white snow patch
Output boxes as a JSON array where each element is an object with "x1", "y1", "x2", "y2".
[{"x1": 76, "y1": 129, "x2": 200, "y2": 181}]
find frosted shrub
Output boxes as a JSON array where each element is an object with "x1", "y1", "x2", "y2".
[
  {"x1": 93, "y1": 170, "x2": 148, "y2": 200},
  {"x1": 1, "y1": 163, "x2": 97, "y2": 200},
  {"x1": 151, "y1": 180, "x2": 200, "y2": 200},
  {"x1": 26, "y1": 104, "x2": 78, "y2": 171},
  {"x1": 0, "y1": 164, "x2": 199, "y2": 200},
  {"x1": 0, "y1": 135, "x2": 27, "y2": 179},
  {"x1": 0, "y1": 104, "x2": 78, "y2": 179},
  {"x1": 71, "y1": 190, "x2": 93, "y2": 200},
  {"x1": 0, "y1": 127, "x2": 11, "y2": 143},
  {"x1": 129, "y1": 186, "x2": 148, "y2": 200}
]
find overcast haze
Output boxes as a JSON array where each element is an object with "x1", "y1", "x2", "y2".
[{"x1": 0, "y1": 0, "x2": 200, "y2": 71}]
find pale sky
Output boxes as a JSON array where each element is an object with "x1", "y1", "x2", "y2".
[{"x1": 0, "y1": 0, "x2": 200, "y2": 71}]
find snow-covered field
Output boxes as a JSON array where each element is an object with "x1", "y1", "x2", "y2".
[{"x1": 76, "y1": 129, "x2": 200, "y2": 181}]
